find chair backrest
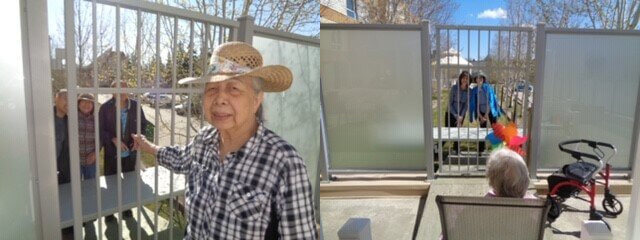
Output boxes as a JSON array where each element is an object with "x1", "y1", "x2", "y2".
[{"x1": 436, "y1": 195, "x2": 550, "y2": 240}]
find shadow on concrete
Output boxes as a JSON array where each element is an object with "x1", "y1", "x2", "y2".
[
  {"x1": 411, "y1": 195, "x2": 428, "y2": 240},
  {"x1": 61, "y1": 209, "x2": 185, "y2": 240},
  {"x1": 547, "y1": 224, "x2": 581, "y2": 238}
]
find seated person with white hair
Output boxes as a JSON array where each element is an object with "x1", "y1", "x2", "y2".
[
  {"x1": 485, "y1": 148, "x2": 536, "y2": 199},
  {"x1": 438, "y1": 148, "x2": 537, "y2": 240}
]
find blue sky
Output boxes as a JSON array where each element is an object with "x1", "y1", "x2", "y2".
[
  {"x1": 48, "y1": 0, "x2": 510, "y2": 61},
  {"x1": 452, "y1": 0, "x2": 508, "y2": 26},
  {"x1": 440, "y1": 0, "x2": 512, "y2": 61}
]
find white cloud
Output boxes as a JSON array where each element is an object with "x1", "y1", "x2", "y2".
[{"x1": 478, "y1": 8, "x2": 507, "y2": 19}]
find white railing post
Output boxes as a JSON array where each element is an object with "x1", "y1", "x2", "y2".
[
  {"x1": 421, "y1": 20, "x2": 435, "y2": 180},
  {"x1": 320, "y1": 82, "x2": 331, "y2": 182},
  {"x1": 22, "y1": 0, "x2": 62, "y2": 238},
  {"x1": 64, "y1": 0, "x2": 84, "y2": 238},
  {"x1": 529, "y1": 22, "x2": 546, "y2": 180},
  {"x1": 626, "y1": 44, "x2": 640, "y2": 240},
  {"x1": 236, "y1": 16, "x2": 255, "y2": 44}
]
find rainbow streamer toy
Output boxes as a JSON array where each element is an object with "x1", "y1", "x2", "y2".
[{"x1": 485, "y1": 122, "x2": 528, "y2": 156}]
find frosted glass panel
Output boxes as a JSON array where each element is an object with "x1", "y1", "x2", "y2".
[
  {"x1": 321, "y1": 29, "x2": 425, "y2": 170},
  {"x1": 539, "y1": 33, "x2": 640, "y2": 169},
  {"x1": 0, "y1": 0, "x2": 39, "y2": 238},
  {"x1": 252, "y1": 36, "x2": 321, "y2": 190}
]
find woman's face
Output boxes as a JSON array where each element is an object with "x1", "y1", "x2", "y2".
[
  {"x1": 55, "y1": 93, "x2": 68, "y2": 115},
  {"x1": 78, "y1": 100, "x2": 94, "y2": 115},
  {"x1": 203, "y1": 76, "x2": 264, "y2": 132},
  {"x1": 461, "y1": 76, "x2": 469, "y2": 89},
  {"x1": 477, "y1": 76, "x2": 485, "y2": 86}
]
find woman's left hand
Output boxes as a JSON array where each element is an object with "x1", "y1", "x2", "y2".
[{"x1": 131, "y1": 134, "x2": 159, "y2": 156}]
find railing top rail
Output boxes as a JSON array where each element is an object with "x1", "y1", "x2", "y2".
[
  {"x1": 254, "y1": 26, "x2": 319, "y2": 46},
  {"x1": 544, "y1": 27, "x2": 640, "y2": 36},
  {"x1": 320, "y1": 23, "x2": 422, "y2": 31},
  {"x1": 90, "y1": 0, "x2": 319, "y2": 46},
  {"x1": 90, "y1": 0, "x2": 240, "y2": 28},
  {"x1": 435, "y1": 24, "x2": 534, "y2": 32}
]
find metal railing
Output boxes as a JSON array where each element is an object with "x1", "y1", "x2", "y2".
[
  {"x1": 433, "y1": 25, "x2": 534, "y2": 176},
  {"x1": 59, "y1": 0, "x2": 319, "y2": 239}
]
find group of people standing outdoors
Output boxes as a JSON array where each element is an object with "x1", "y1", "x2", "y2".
[
  {"x1": 54, "y1": 80, "x2": 147, "y2": 223},
  {"x1": 445, "y1": 70, "x2": 502, "y2": 154}
]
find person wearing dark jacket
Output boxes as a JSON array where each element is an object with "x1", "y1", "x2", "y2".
[
  {"x1": 54, "y1": 89, "x2": 75, "y2": 236},
  {"x1": 98, "y1": 81, "x2": 148, "y2": 220},
  {"x1": 446, "y1": 71, "x2": 470, "y2": 154},
  {"x1": 54, "y1": 89, "x2": 70, "y2": 184}
]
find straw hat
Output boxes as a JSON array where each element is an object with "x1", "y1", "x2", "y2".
[{"x1": 178, "y1": 42, "x2": 292, "y2": 92}]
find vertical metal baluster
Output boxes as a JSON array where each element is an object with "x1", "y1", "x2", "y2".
[
  {"x1": 476, "y1": 29, "x2": 481, "y2": 172},
  {"x1": 64, "y1": 0, "x2": 83, "y2": 238},
  {"x1": 153, "y1": 12, "x2": 160, "y2": 240},
  {"x1": 478, "y1": 30, "x2": 490, "y2": 171},
  {"x1": 457, "y1": 28, "x2": 461, "y2": 173},
  {"x1": 186, "y1": 19, "x2": 194, "y2": 228},
  {"x1": 436, "y1": 29, "x2": 442, "y2": 176},
  {"x1": 169, "y1": 16, "x2": 178, "y2": 240},
  {"x1": 135, "y1": 9, "x2": 143, "y2": 240},
  {"x1": 447, "y1": 29, "x2": 451, "y2": 173},
  {"x1": 517, "y1": 30, "x2": 522, "y2": 128},
  {"x1": 91, "y1": 1, "x2": 103, "y2": 239},
  {"x1": 218, "y1": 25, "x2": 223, "y2": 45},
  {"x1": 507, "y1": 31, "x2": 513, "y2": 122},
  {"x1": 201, "y1": 24, "x2": 209, "y2": 127},
  {"x1": 523, "y1": 30, "x2": 533, "y2": 154},
  {"x1": 467, "y1": 29, "x2": 471, "y2": 173},
  {"x1": 497, "y1": 30, "x2": 502, "y2": 121},
  {"x1": 115, "y1": 5, "x2": 124, "y2": 240}
]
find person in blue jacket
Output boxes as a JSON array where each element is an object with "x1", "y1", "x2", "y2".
[{"x1": 470, "y1": 72, "x2": 501, "y2": 154}]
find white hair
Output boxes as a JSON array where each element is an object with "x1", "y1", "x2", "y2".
[
  {"x1": 486, "y1": 148, "x2": 530, "y2": 198},
  {"x1": 251, "y1": 77, "x2": 264, "y2": 93},
  {"x1": 56, "y1": 89, "x2": 68, "y2": 98},
  {"x1": 251, "y1": 77, "x2": 264, "y2": 121}
]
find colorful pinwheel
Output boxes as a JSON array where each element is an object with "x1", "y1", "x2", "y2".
[{"x1": 485, "y1": 122, "x2": 528, "y2": 156}]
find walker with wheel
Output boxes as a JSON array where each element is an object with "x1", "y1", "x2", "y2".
[{"x1": 546, "y1": 139, "x2": 623, "y2": 225}]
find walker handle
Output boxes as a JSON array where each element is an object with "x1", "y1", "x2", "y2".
[{"x1": 558, "y1": 139, "x2": 615, "y2": 161}]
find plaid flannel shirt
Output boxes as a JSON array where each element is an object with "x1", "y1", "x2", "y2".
[
  {"x1": 157, "y1": 123, "x2": 317, "y2": 239},
  {"x1": 78, "y1": 113, "x2": 95, "y2": 165}
]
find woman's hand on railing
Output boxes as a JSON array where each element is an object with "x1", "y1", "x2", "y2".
[{"x1": 131, "y1": 134, "x2": 159, "y2": 156}]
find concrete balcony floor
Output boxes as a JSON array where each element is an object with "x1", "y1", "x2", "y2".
[{"x1": 320, "y1": 178, "x2": 631, "y2": 240}]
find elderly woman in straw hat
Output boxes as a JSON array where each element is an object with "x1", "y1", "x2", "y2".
[{"x1": 132, "y1": 42, "x2": 317, "y2": 239}]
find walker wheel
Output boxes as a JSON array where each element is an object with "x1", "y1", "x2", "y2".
[
  {"x1": 547, "y1": 196, "x2": 562, "y2": 223},
  {"x1": 602, "y1": 197, "x2": 623, "y2": 216}
]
